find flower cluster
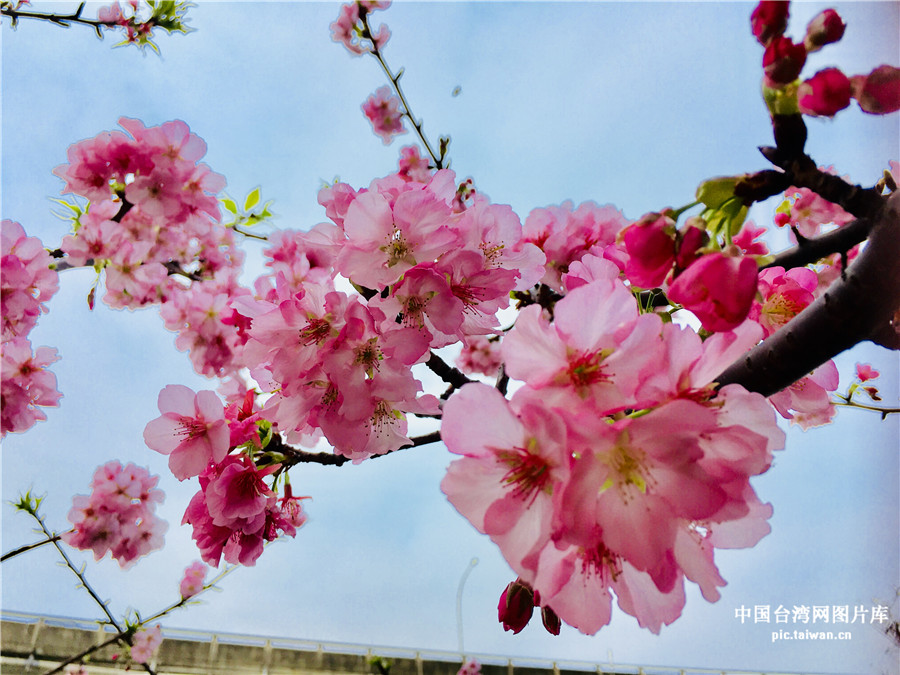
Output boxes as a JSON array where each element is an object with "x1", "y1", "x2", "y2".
[
  {"x1": 330, "y1": 1, "x2": 391, "y2": 57},
  {"x1": 239, "y1": 169, "x2": 544, "y2": 461},
  {"x1": 753, "y1": 2, "x2": 899, "y2": 117},
  {"x1": 362, "y1": 86, "x2": 407, "y2": 145},
  {"x1": 52, "y1": 118, "x2": 249, "y2": 379},
  {"x1": 96, "y1": 1, "x2": 192, "y2": 52},
  {"x1": 1, "y1": 220, "x2": 61, "y2": 437},
  {"x1": 182, "y1": 455, "x2": 305, "y2": 566},
  {"x1": 130, "y1": 624, "x2": 163, "y2": 664},
  {"x1": 441, "y1": 262, "x2": 785, "y2": 634},
  {"x1": 619, "y1": 211, "x2": 758, "y2": 332},
  {"x1": 62, "y1": 462, "x2": 167, "y2": 568}
]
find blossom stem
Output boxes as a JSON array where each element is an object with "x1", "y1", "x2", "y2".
[
  {"x1": 715, "y1": 190, "x2": 899, "y2": 397},
  {"x1": 41, "y1": 632, "x2": 125, "y2": 675},
  {"x1": 833, "y1": 399, "x2": 900, "y2": 419},
  {"x1": 230, "y1": 224, "x2": 269, "y2": 241},
  {"x1": 760, "y1": 216, "x2": 873, "y2": 271},
  {"x1": 363, "y1": 14, "x2": 445, "y2": 168},
  {"x1": 1, "y1": 530, "x2": 72, "y2": 562},
  {"x1": 25, "y1": 509, "x2": 123, "y2": 632},
  {"x1": 426, "y1": 351, "x2": 474, "y2": 390},
  {"x1": 40, "y1": 561, "x2": 239, "y2": 675},
  {"x1": 1, "y1": 2, "x2": 111, "y2": 37},
  {"x1": 404, "y1": 430, "x2": 442, "y2": 448}
]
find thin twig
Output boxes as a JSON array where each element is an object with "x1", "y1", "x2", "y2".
[
  {"x1": 1, "y1": 531, "x2": 70, "y2": 562},
  {"x1": 362, "y1": 13, "x2": 445, "y2": 168}
]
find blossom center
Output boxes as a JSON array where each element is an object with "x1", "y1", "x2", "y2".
[
  {"x1": 563, "y1": 349, "x2": 612, "y2": 389},
  {"x1": 601, "y1": 432, "x2": 652, "y2": 498},
  {"x1": 299, "y1": 316, "x2": 331, "y2": 346},
  {"x1": 496, "y1": 441, "x2": 552, "y2": 504}
]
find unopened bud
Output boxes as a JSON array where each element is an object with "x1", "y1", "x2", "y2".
[
  {"x1": 750, "y1": 0, "x2": 790, "y2": 46},
  {"x1": 851, "y1": 65, "x2": 900, "y2": 115},
  {"x1": 763, "y1": 37, "x2": 807, "y2": 87},
  {"x1": 798, "y1": 68, "x2": 852, "y2": 117},
  {"x1": 804, "y1": 9, "x2": 845, "y2": 52},
  {"x1": 497, "y1": 578, "x2": 536, "y2": 634},
  {"x1": 541, "y1": 605, "x2": 561, "y2": 636}
]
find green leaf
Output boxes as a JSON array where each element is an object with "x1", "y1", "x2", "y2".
[
  {"x1": 696, "y1": 176, "x2": 739, "y2": 210},
  {"x1": 244, "y1": 187, "x2": 261, "y2": 211},
  {"x1": 221, "y1": 198, "x2": 238, "y2": 215}
]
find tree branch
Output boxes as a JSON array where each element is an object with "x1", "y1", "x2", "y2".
[
  {"x1": 426, "y1": 351, "x2": 474, "y2": 390},
  {"x1": 716, "y1": 190, "x2": 900, "y2": 397},
  {"x1": 760, "y1": 217, "x2": 873, "y2": 271}
]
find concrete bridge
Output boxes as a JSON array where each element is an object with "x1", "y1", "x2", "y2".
[{"x1": 0, "y1": 611, "x2": 832, "y2": 675}]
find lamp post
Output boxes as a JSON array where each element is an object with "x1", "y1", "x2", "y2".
[{"x1": 456, "y1": 557, "x2": 479, "y2": 655}]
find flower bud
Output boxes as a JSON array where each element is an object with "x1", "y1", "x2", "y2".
[
  {"x1": 763, "y1": 37, "x2": 807, "y2": 87},
  {"x1": 674, "y1": 223, "x2": 708, "y2": 272},
  {"x1": 668, "y1": 252, "x2": 758, "y2": 332},
  {"x1": 541, "y1": 605, "x2": 561, "y2": 636},
  {"x1": 798, "y1": 68, "x2": 852, "y2": 117},
  {"x1": 497, "y1": 579, "x2": 535, "y2": 634},
  {"x1": 621, "y1": 212, "x2": 677, "y2": 289},
  {"x1": 751, "y1": 0, "x2": 789, "y2": 46},
  {"x1": 804, "y1": 9, "x2": 846, "y2": 52},
  {"x1": 851, "y1": 65, "x2": 900, "y2": 115}
]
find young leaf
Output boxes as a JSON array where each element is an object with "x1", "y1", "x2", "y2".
[{"x1": 244, "y1": 188, "x2": 261, "y2": 211}]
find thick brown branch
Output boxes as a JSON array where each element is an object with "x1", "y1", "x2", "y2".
[
  {"x1": 426, "y1": 351, "x2": 473, "y2": 389},
  {"x1": 760, "y1": 217, "x2": 873, "y2": 271},
  {"x1": 716, "y1": 191, "x2": 900, "y2": 397}
]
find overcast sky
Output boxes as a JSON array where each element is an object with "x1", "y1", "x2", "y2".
[{"x1": 2, "y1": 2, "x2": 899, "y2": 674}]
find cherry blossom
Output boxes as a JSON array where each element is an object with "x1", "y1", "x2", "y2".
[
  {"x1": 769, "y1": 360, "x2": 840, "y2": 429},
  {"x1": 130, "y1": 624, "x2": 162, "y2": 664},
  {"x1": 668, "y1": 252, "x2": 758, "y2": 332},
  {"x1": 855, "y1": 363, "x2": 880, "y2": 382},
  {"x1": 179, "y1": 561, "x2": 208, "y2": 598},
  {"x1": 1, "y1": 220, "x2": 59, "y2": 340},
  {"x1": 0, "y1": 337, "x2": 62, "y2": 437},
  {"x1": 143, "y1": 385, "x2": 230, "y2": 480},
  {"x1": 361, "y1": 86, "x2": 407, "y2": 145},
  {"x1": 62, "y1": 462, "x2": 167, "y2": 568}
]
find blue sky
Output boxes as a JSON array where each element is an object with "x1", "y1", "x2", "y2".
[{"x1": 2, "y1": 2, "x2": 899, "y2": 673}]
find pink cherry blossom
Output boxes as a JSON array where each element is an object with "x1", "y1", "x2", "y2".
[
  {"x1": 855, "y1": 363, "x2": 879, "y2": 382},
  {"x1": 733, "y1": 222, "x2": 770, "y2": 257},
  {"x1": 621, "y1": 212, "x2": 677, "y2": 289},
  {"x1": 130, "y1": 625, "x2": 162, "y2": 664},
  {"x1": 521, "y1": 201, "x2": 628, "y2": 291},
  {"x1": 668, "y1": 252, "x2": 758, "y2": 332},
  {"x1": 441, "y1": 383, "x2": 570, "y2": 574},
  {"x1": 361, "y1": 86, "x2": 407, "y2": 145},
  {"x1": 182, "y1": 457, "x2": 300, "y2": 567},
  {"x1": 398, "y1": 145, "x2": 432, "y2": 183},
  {"x1": 768, "y1": 360, "x2": 839, "y2": 429},
  {"x1": 179, "y1": 561, "x2": 208, "y2": 598},
  {"x1": 143, "y1": 384, "x2": 230, "y2": 480},
  {"x1": 62, "y1": 462, "x2": 167, "y2": 568},
  {"x1": 784, "y1": 178, "x2": 854, "y2": 239},
  {"x1": 1, "y1": 220, "x2": 59, "y2": 340},
  {"x1": 502, "y1": 279, "x2": 664, "y2": 413},
  {"x1": 457, "y1": 659, "x2": 481, "y2": 675},
  {"x1": 455, "y1": 336, "x2": 502, "y2": 377},
  {"x1": 748, "y1": 265, "x2": 817, "y2": 337},
  {"x1": 0, "y1": 337, "x2": 62, "y2": 437}
]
